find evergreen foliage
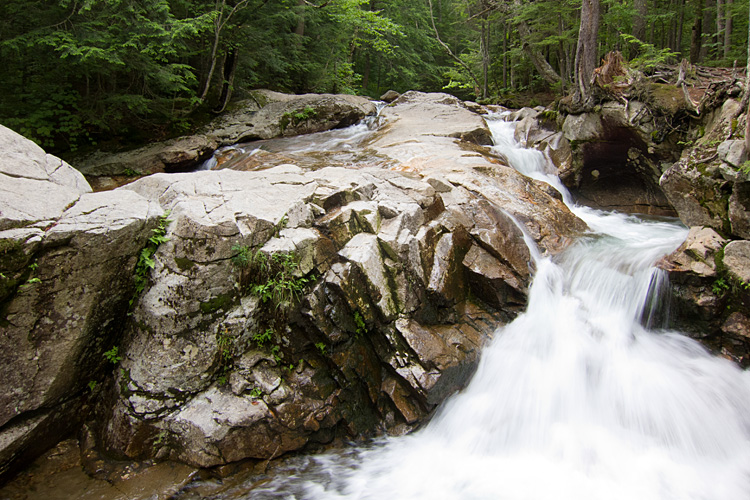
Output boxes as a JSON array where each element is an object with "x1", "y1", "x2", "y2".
[{"x1": 1, "y1": 0, "x2": 749, "y2": 152}]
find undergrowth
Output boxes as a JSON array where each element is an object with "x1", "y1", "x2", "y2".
[{"x1": 131, "y1": 211, "x2": 172, "y2": 307}]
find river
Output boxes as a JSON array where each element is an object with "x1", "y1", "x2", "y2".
[{"x1": 173, "y1": 112, "x2": 750, "y2": 499}]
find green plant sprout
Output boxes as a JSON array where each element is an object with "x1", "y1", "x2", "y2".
[
  {"x1": 270, "y1": 345, "x2": 282, "y2": 363},
  {"x1": 354, "y1": 311, "x2": 367, "y2": 337},
  {"x1": 104, "y1": 346, "x2": 122, "y2": 364},
  {"x1": 131, "y1": 211, "x2": 172, "y2": 307},
  {"x1": 252, "y1": 328, "x2": 274, "y2": 347}
]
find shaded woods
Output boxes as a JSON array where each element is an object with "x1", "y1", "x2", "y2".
[{"x1": 1, "y1": 0, "x2": 749, "y2": 152}]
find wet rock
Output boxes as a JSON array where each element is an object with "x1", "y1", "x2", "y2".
[
  {"x1": 75, "y1": 135, "x2": 219, "y2": 177},
  {"x1": 659, "y1": 226, "x2": 725, "y2": 337},
  {"x1": 661, "y1": 227, "x2": 750, "y2": 364},
  {"x1": 0, "y1": 438, "x2": 197, "y2": 500}
]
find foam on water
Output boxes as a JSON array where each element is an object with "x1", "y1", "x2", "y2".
[{"x1": 223, "y1": 112, "x2": 750, "y2": 500}]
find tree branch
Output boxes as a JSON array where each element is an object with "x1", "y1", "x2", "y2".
[
  {"x1": 303, "y1": 0, "x2": 331, "y2": 7},
  {"x1": 427, "y1": 0, "x2": 482, "y2": 94}
]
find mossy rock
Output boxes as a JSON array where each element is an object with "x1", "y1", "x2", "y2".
[
  {"x1": 648, "y1": 83, "x2": 689, "y2": 115},
  {"x1": 0, "y1": 239, "x2": 33, "y2": 304},
  {"x1": 199, "y1": 293, "x2": 236, "y2": 315}
]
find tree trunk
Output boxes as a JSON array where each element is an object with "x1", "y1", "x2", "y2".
[
  {"x1": 745, "y1": 0, "x2": 750, "y2": 153},
  {"x1": 295, "y1": 0, "x2": 305, "y2": 36},
  {"x1": 724, "y1": 0, "x2": 733, "y2": 58},
  {"x1": 572, "y1": 0, "x2": 601, "y2": 110},
  {"x1": 700, "y1": 0, "x2": 714, "y2": 60},
  {"x1": 690, "y1": 0, "x2": 705, "y2": 63},
  {"x1": 481, "y1": 19, "x2": 489, "y2": 99},
  {"x1": 200, "y1": 16, "x2": 224, "y2": 102},
  {"x1": 502, "y1": 22, "x2": 508, "y2": 89},
  {"x1": 362, "y1": 52, "x2": 371, "y2": 91},
  {"x1": 633, "y1": 0, "x2": 647, "y2": 44},
  {"x1": 677, "y1": 0, "x2": 686, "y2": 52},
  {"x1": 559, "y1": 14, "x2": 568, "y2": 91},
  {"x1": 717, "y1": 0, "x2": 724, "y2": 57},
  {"x1": 213, "y1": 47, "x2": 238, "y2": 114},
  {"x1": 513, "y1": 0, "x2": 561, "y2": 86}
]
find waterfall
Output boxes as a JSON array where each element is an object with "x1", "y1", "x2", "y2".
[{"x1": 231, "y1": 113, "x2": 750, "y2": 500}]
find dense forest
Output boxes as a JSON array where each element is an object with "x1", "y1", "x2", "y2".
[{"x1": 1, "y1": 0, "x2": 748, "y2": 153}]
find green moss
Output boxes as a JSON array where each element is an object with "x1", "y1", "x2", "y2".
[
  {"x1": 280, "y1": 106, "x2": 317, "y2": 134},
  {"x1": 249, "y1": 91, "x2": 269, "y2": 108},
  {"x1": 0, "y1": 239, "x2": 22, "y2": 255},
  {"x1": 199, "y1": 293, "x2": 235, "y2": 314},
  {"x1": 174, "y1": 257, "x2": 195, "y2": 271},
  {"x1": 648, "y1": 83, "x2": 686, "y2": 115}
]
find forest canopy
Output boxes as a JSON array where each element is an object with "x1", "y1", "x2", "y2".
[{"x1": 1, "y1": 0, "x2": 748, "y2": 153}]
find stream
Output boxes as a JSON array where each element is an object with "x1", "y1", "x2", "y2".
[
  {"x1": 4, "y1": 111, "x2": 750, "y2": 500},
  {"x1": 175, "y1": 113, "x2": 750, "y2": 499}
]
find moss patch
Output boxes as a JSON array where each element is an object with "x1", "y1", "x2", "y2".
[
  {"x1": 648, "y1": 83, "x2": 688, "y2": 115},
  {"x1": 199, "y1": 293, "x2": 235, "y2": 314},
  {"x1": 174, "y1": 257, "x2": 196, "y2": 272}
]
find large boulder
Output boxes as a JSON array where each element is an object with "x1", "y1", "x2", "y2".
[
  {"x1": 208, "y1": 90, "x2": 377, "y2": 144},
  {"x1": 556, "y1": 102, "x2": 674, "y2": 214},
  {"x1": 0, "y1": 125, "x2": 162, "y2": 480},
  {"x1": 74, "y1": 135, "x2": 219, "y2": 177},
  {"x1": 660, "y1": 226, "x2": 750, "y2": 365},
  {"x1": 72, "y1": 90, "x2": 377, "y2": 179},
  {"x1": 0, "y1": 125, "x2": 91, "y2": 231},
  {"x1": 659, "y1": 99, "x2": 745, "y2": 234},
  {"x1": 98, "y1": 92, "x2": 586, "y2": 468},
  {"x1": 102, "y1": 159, "x2": 584, "y2": 467},
  {"x1": 1, "y1": 92, "x2": 587, "y2": 477}
]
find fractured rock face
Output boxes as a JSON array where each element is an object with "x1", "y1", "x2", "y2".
[
  {"x1": 0, "y1": 125, "x2": 163, "y2": 480},
  {"x1": 2, "y1": 92, "x2": 588, "y2": 475},
  {"x1": 103, "y1": 152, "x2": 584, "y2": 467}
]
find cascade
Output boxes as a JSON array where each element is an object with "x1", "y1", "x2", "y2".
[{"x1": 188, "y1": 114, "x2": 750, "y2": 500}]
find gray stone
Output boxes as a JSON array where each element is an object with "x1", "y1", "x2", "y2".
[
  {"x1": 660, "y1": 161, "x2": 727, "y2": 229},
  {"x1": 209, "y1": 91, "x2": 377, "y2": 145},
  {"x1": 380, "y1": 90, "x2": 400, "y2": 103},
  {"x1": 75, "y1": 135, "x2": 219, "y2": 177},
  {"x1": 723, "y1": 240, "x2": 750, "y2": 283},
  {"x1": 717, "y1": 140, "x2": 748, "y2": 168},
  {"x1": 562, "y1": 113, "x2": 603, "y2": 142},
  {"x1": 729, "y1": 181, "x2": 750, "y2": 239},
  {"x1": 0, "y1": 125, "x2": 91, "y2": 231}
]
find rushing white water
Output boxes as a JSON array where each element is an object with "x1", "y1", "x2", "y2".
[{"x1": 218, "y1": 113, "x2": 750, "y2": 500}]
